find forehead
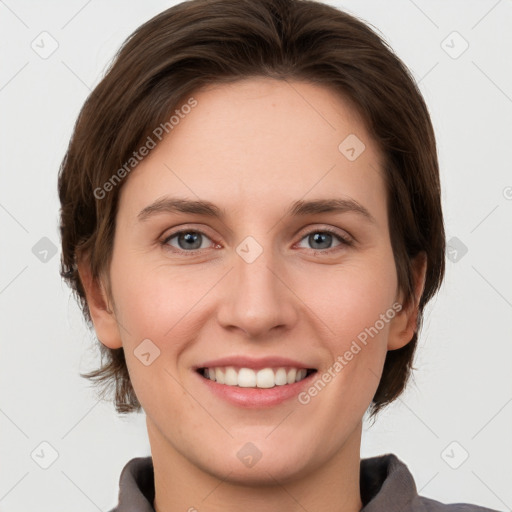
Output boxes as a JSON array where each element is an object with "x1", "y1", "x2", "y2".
[{"x1": 117, "y1": 78, "x2": 386, "y2": 226}]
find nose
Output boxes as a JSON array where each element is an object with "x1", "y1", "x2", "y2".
[{"x1": 215, "y1": 241, "x2": 299, "y2": 339}]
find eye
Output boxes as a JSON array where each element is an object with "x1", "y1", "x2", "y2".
[
  {"x1": 296, "y1": 228, "x2": 353, "y2": 252},
  {"x1": 162, "y1": 230, "x2": 216, "y2": 252},
  {"x1": 161, "y1": 226, "x2": 353, "y2": 255}
]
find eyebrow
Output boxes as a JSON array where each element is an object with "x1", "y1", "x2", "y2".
[{"x1": 137, "y1": 196, "x2": 376, "y2": 224}]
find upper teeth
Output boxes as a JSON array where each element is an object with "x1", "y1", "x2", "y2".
[{"x1": 202, "y1": 367, "x2": 310, "y2": 388}]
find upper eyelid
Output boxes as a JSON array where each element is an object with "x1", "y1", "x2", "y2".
[
  {"x1": 162, "y1": 225, "x2": 217, "y2": 243},
  {"x1": 295, "y1": 225, "x2": 352, "y2": 241}
]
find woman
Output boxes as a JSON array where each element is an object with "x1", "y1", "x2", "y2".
[{"x1": 57, "y1": 0, "x2": 499, "y2": 510}]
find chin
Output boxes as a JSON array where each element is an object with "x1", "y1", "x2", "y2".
[
  {"x1": 208, "y1": 456, "x2": 310, "y2": 486},
  {"x1": 190, "y1": 436, "x2": 320, "y2": 486}
]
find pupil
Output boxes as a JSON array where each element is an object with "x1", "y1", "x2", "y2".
[
  {"x1": 311, "y1": 232, "x2": 331, "y2": 249},
  {"x1": 180, "y1": 232, "x2": 201, "y2": 250}
]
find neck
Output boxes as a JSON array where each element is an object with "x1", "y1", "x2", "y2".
[{"x1": 150, "y1": 419, "x2": 363, "y2": 512}]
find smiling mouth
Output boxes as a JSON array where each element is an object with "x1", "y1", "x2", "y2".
[{"x1": 197, "y1": 367, "x2": 317, "y2": 388}]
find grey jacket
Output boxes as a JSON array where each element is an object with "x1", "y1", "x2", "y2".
[{"x1": 109, "y1": 453, "x2": 501, "y2": 511}]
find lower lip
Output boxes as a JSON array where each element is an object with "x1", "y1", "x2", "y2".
[{"x1": 195, "y1": 370, "x2": 316, "y2": 408}]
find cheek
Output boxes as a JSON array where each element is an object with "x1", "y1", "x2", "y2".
[
  {"x1": 110, "y1": 238, "x2": 397, "y2": 406},
  {"x1": 111, "y1": 242, "x2": 398, "y2": 359},
  {"x1": 300, "y1": 253, "x2": 398, "y2": 345},
  {"x1": 295, "y1": 254, "x2": 397, "y2": 406},
  {"x1": 108, "y1": 260, "x2": 203, "y2": 415},
  {"x1": 110, "y1": 254, "x2": 201, "y2": 341}
]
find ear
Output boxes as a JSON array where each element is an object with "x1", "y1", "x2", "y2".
[
  {"x1": 77, "y1": 256, "x2": 123, "y2": 349},
  {"x1": 387, "y1": 252, "x2": 427, "y2": 351}
]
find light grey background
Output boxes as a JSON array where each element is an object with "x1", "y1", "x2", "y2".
[{"x1": 1, "y1": 0, "x2": 511, "y2": 510}]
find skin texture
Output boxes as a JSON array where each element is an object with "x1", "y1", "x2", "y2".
[{"x1": 79, "y1": 78, "x2": 426, "y2": 512}]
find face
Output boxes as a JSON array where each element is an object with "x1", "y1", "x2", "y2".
[{"x1": 92, "y1": 78, "x2": 415, "y2": 484}]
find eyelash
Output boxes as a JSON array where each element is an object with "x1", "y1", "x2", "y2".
[{"x1": 160, "y1": 226, "x2": 354, "y2": 255}]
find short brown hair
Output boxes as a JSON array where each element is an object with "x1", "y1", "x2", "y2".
[{"x1": 58, "y1": 0, "x2": 445, "y2": 416}]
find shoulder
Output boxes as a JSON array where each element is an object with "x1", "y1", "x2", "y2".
[
  {"x1": 360, "y1": 453, "x2": 501, "y2": 512},
  {"x1": 109, "y1": 456, "x2": 155, "y2": 512},
  {"x1": 410, "y1": 494, "x2": 501, "y2": 512}
]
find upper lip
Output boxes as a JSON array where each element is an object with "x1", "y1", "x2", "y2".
[{"x1": 194, "y1": 356, "x2": 317, "y2": 371}]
